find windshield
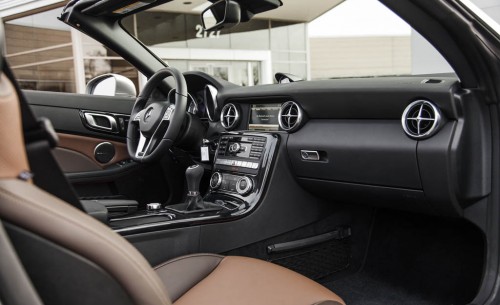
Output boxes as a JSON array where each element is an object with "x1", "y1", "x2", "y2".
[
  {"x1": 4, "y1": 0, "x2": 499, "y2": 92},
  {"x1": 120, "y1": 0, "x2": 469, "y2": 85}
]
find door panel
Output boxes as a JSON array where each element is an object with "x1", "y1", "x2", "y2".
[
  {"x1": 24, "y1": 90, "x2": 175, "y2": 207},
  {"x1": 56, "y1": 133, "x2": 129, "y2": 173}
]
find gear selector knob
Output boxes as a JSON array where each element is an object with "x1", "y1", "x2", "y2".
[{"x1": 186, "y1": 164, "x2": 204, "y2": 196}]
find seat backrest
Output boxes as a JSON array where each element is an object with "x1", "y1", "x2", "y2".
[{"x1": 0, "y1": 60, "x2": 171, "y2": 305}]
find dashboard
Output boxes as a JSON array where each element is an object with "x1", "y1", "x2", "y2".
[{"x1": 184, "y1": 72, "x2": 491, "y2": 218}]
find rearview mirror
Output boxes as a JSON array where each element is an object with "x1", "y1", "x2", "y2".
[{"x1": 201, "y1": 0, "x2": 241, "y2": 31}]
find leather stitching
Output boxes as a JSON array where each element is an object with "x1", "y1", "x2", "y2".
[{"x1": 154, "y1": 253, "x2": 224, "y2": 270}]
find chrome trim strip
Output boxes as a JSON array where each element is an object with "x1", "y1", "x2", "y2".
[{"x1": 205, "y1": 84, "x2": 219, "y2": 122}]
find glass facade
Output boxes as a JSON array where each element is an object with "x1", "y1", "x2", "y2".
[
  {"x1": 5, "y1": 9, "x2": 76, "y2": 92},
  {"x1": 4, "y1": 7, "x2": 141, "y2": 93},
  {"x1": 4, "y1": 0, "x2": 455, "y2": 93},
  {"x1": 122, "y1": 11, "x2": 308, "y2": 84},
  {"x1": 3, "y1": 7, "x2": 308, "y2": 93}
]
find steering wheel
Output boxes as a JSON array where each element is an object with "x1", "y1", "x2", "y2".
[{"x1": 127, "y1": 67, "x2": 187, "y2": 163}]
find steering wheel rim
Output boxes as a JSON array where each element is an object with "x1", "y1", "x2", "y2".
[{"x1": 127, "y1": 67, "x2": 187, "y2": 163}]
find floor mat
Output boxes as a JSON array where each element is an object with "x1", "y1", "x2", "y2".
[
  {"x1": 321, "y1": 210, "x2": 484, "y2": 305},
  {"x1": 270, "y1": 236, "x2": 351, "y2": 280},
  {"x1": 326, "y1": 273, "x2": 442, "y2": 305}
]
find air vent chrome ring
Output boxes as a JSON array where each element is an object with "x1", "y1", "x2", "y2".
[
  {"x1": 402, "y1": 100, "x2": 442, "y2": 139},
  {"x1": 278, "y1": 101, "x2": 303, "y2": 132},
  {"x1": 220, "y1": 103, "x2": 240, "y2": 130}
]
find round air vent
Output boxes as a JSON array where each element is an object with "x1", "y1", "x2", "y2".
[
  {"x1": 278, "y1": 101, "x2": 303, "y2": 132},
  {"x1": 402, "y1": 100, "x2": 442, "y2": 139},
  {"x1": 220, "y1": 103, "x2": 240, "y2": 130}
]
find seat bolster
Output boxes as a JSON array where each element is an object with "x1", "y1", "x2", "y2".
[
  {"x1": 0, "y1": 179, "x2": 171, "y2": 305},
  {"x1": 155, "y1": 253, "x2": 224, "y2": 302},
  {"x1": 173, "y1": 256, "x2": 346, "y2": 305}
]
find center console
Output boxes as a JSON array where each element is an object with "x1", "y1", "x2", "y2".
[
  {"x1": 108, "y1": 132, "x2": 279, "y2": 234},
  {"x1": 209, "y1": 133, "x2": 274, "y2": 197}
]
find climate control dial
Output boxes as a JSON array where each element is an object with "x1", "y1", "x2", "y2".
[
  {"x1": 210, "y1": 172, "x2": 222, "y2": 189},
  {"x1": 236, "y1": 176, "x2": 253, "y2": 196}
]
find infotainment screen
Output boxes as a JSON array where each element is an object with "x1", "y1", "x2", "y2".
[{"x1": 248, "y1": 103, "x2": 281, "y2": 131}]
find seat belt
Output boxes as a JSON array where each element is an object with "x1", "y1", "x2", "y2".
[{"x1": 3, "y1": 62, "x2": 85, "y2": 211}]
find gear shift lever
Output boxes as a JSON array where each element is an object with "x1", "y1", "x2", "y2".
[{"x1": 185, "y1": 165, "x2": 205, "y2": 210}]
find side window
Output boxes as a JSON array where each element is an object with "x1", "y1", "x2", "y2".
[{"x1": 4, "y1": 7, "x2": 140, "y2": 94}]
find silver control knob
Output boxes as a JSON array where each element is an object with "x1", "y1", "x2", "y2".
[
  {"x1": 229, "y1": 142, "x2": 241, "y2": 153},
  {"x1": 147, "y1": 203, "x2": 162, "y2": 211},
  {"x1": 236, "y1": 176, "x2": 253, "y2": 196},
  {"x1": 210, "y1": 172, "x2": 223, "y2": 189}
]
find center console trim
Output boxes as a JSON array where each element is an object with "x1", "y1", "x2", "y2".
[{"x1": 112, "y1": 131, "x2": 280, "y2": 235}]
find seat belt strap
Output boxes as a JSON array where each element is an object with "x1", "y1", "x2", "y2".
[{"x1": 3, "y1": 62, "x2": 85, "y2": 211}]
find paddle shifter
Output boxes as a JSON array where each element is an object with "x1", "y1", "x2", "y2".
[{"x1": 185, "y1": 165, "x2": 205, "y2": 211}]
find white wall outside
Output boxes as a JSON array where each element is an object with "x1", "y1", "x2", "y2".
[{"x1": 410, "y1": 0, "x2": 500, "y2": 75}]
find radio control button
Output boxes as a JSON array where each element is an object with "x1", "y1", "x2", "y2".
[
  {"x1": 229, "y1": 143, "x2": 241, "y2": 153},
  {"x1": 251, "y1": 163, "x2": 259, "y2": 169}
]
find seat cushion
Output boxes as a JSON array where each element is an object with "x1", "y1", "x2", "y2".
[
  {"x1": 155, "y1": 253, "x2": 224, "y2": 302},
  {"x1": 156, "y1": 254, "x2": 345, "y2": 305}
]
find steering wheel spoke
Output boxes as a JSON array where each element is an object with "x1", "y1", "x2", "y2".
[
  {"x1": 126, "y1": 67, "x2": 187, "y2": 163},
  {"x1": 162, "y1": 105, "x2": 175, "y2": 122},
  {"x1": 135, "y1": 132, "x2": 148, "y2": 158}
]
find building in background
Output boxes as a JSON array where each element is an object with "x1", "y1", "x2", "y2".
[
  {"x1": 0, "y1": 0, "x2": 499, "y2": 93},
  {"x1": 0, "y1": 0, "x2": 341, "y2": 93}
]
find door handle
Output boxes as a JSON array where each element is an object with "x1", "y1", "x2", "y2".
[{"x1": 82, "y1": 111, "x2": 119, "y2": 133}]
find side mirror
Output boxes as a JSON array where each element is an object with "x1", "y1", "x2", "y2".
[
  {"x1": 86, "y1": 74, "x2": 136, "y2": 98},
  {"x1": 201, "y1": 0, "x2": 241, "y2": 31}
]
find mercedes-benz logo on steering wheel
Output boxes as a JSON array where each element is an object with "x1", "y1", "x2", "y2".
[{"x1": 144, "y1": 108, "x2": 153, "y2": 122}]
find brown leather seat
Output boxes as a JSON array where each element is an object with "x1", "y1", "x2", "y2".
[{"x1": 0, "y1": 70, "x2": 345, "y2": 305}]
